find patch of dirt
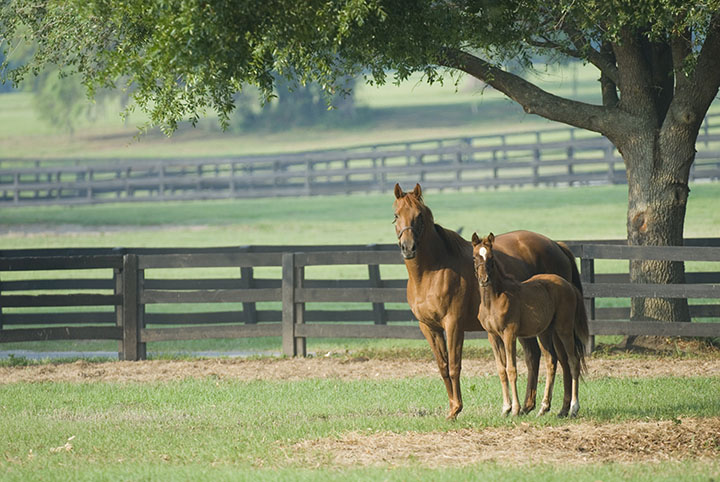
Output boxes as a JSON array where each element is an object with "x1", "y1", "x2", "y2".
[
  {"x1": 292, "y1": 417, "x2": 720, "y2": 468},
  {"x1": 597, "y1": 336, "x2": 720, "y2": 356},
  {"x1": 2, "y1": 356, "x2": 720, "y2": 384}
]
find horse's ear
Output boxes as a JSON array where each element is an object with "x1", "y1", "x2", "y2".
[
  {"x1": 471, "y1": 232, "x2": 480, "y2": 246},
  {"x1": 394, "y1": 183, "x2": 404, "y2": 199},
  {"x1": 412, "y1": 183, "x2": 422, "y2": 200},
  {"x1": 487, "y1": 232, "x2": 495, "y2": 245}
]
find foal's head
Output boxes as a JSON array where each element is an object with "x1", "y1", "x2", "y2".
[
  {"x1": 393, "y1": 183, "x2": 431, "y2": 259},
  {"x1": 471, "y1": 232, "x2": 496, "y2": 286}
]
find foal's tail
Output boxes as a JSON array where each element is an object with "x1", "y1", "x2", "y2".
[{"x1": 573, "y1": 287, "x2": 590, "y2": 376}]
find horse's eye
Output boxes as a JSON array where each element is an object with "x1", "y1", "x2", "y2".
[{"x1": 392, "y1": 214, "x2": 398, "y2": 224}]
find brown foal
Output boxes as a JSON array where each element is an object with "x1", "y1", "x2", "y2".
[{"x1": 472, "y1": 232, "x2": 589, "y2": 417}]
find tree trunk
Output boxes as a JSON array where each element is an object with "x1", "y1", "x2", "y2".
[{"x1": 619, "y1": 124, "x2": 694, "y2": 326}]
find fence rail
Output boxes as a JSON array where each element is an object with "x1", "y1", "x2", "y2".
[
  {"x1": 1, "y1": 240, "x2": 719, "y2": 359},
  {"x1": 3, "y1": 115, "x2": 720, "y2": 206}
]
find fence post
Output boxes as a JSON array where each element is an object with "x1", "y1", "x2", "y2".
[
  {"x1": 120, "y1": 254, "x2": 141, "y2": 361},
  {"x1": 367, "y1": 244, "x2": 387, "y2": 325},
  {"x1": 240, "y1": 264, "x2": 258, "y2": 324},
  {"x1": 282, "y1": 253, "x2": 306, "y2": 356},
  {"x1": 580, "y1": 251, "x2": 596, "y2": 354},
  {"x1": 532, "y1": 148, "x2": 541, "y2": 186}
]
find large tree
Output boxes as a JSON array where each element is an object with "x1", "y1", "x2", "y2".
[{"x1": 3, "y1": 1, "x2": 719, "y2": 324}]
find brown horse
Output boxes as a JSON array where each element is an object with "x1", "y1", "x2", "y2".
[
  {"x1": 393, "y1": 183, "x2": 584, "y2": 419},
  {"x1": 472, "y1": 232, "x2": 589, "y2": 417}
]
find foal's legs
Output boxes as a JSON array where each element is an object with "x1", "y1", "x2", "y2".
[
  {"x1": 502, "y1": 331, "x2": 521, "y2": 416},
  {"x1": 536, "y1": 330, "x2": 557, "y2": 416},
  {"x1": 488, "y1": 332, "x2": 512, "y2": 416}
]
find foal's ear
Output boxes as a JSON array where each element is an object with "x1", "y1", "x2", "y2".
[
  {"x1": 471, "y1": 232, "x2": 480, "y2": 246},
  {"x1": 487, "y1": 232, "x2": 495, "y2": 245},
  {"x1": 412, "y1": 183, "x2": 422, "y2": 200},
  {"x1": 394, "y1": 183, "x2": 404, "y2": 199}
]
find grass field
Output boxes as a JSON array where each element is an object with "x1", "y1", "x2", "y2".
[{"x1": 1, "y1": 357, "x2": 719, "y2": 481}]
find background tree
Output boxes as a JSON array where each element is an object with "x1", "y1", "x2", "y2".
[{"x1": 3, "y1": 1, "x2": 720, "y2": 327}]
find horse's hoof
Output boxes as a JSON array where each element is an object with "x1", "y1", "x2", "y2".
[
  {"x1": 569, "y1": 403, "x2": 580, "y2": 418},
  {"x1": 557, "y1": 410, "x2": 569, "y2": 419}
]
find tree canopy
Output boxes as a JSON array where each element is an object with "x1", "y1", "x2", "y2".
[{"x1": 3, "y1": 1, "x2": 719, "y2": 137}]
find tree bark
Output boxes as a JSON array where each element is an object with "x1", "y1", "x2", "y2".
[{"x1": 620, "y1": 125, "x2": 693, "y2": 324}]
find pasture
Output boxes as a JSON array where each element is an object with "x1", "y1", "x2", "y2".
[
  {"x1": 1, "y1": 356, "x2": 719, "y2": 481},
  {"x1": 2, "y1": 184, "x2": 719, "y2": 480}
]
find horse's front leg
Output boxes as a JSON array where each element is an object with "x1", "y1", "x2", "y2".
[
  {"x1": 488, "y1": 332, "x2": 512, "y2": 416},
  {"x1": 444, "y1": 323, "x2": 465, "y2": 420},
  {"x1": 502, "y1": 331, "x2": 521, "y2": 416},
  {"x1": 418, "y1": 322, "x2": 454, "y2": 417}
]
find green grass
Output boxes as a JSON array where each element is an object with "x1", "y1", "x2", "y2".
[
  {"x1": 0, "y1": 375, "x2": 718, "y2": 480},
  {"x1": 2, "y1": 183, "x2": 719, "y2": 247}
]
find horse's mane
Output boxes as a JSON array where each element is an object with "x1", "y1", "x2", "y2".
[
  {"x1": 434, "y1": 223, "x2": 470, "y2": 258},
  {"x1": 490, "y1": 254, "x2": 521, "y2": 294}
]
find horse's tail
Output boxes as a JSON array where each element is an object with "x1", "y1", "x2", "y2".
[
  {"x1": 557, "y1": 241, "x2": 583, "y2": 296},
  {"x1": 573, "y1": 286, "x2": 590, "y2": 376}
]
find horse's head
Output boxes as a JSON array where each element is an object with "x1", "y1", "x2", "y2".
[
  {"x1": 393, "y1": 183, "x2": 427, "y2": 260},
  {"x1": 471, "y1": 232, "x2": 496, "y2": 285}
]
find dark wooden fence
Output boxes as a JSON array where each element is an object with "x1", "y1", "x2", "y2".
[
  {"x1": 2, "y1": 114, "x2": 720, "y2": 206},
  {"x1": 1, "y1": 240, "x2": 719, "y2": 360}
]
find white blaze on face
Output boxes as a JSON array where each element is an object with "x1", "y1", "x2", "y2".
[{"x1": 479, "y1": 247, "x2": 487, "y2": 260}]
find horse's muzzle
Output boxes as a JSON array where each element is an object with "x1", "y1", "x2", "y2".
[{"x1": 400, "y1": 242, "x2": 416, "y2": 259}]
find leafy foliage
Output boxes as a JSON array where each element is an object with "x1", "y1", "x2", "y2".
[{"x1": 2, "y1": 1, "x2": 719, "y2": 134}]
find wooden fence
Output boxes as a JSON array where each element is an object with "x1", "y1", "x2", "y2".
[
  {"x1": 1, "y1": 240, "x2": 719, "y2": 360},
  {"x1": 2, "y1": 114, "x2": 720, "y2": 206}
]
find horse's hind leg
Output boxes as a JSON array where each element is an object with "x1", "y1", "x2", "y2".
[
  {"x1": 553, "y1": 331, "x2": 572, "y2": 418},
  {"x1": 519, "y1": 337, "x2": 540, "y2": 414},
  {"x1": 554, "y1": 305, "x2": 582, "y2": 417},
  {"x1": 488, "y1": 332, "x2": 512, "y2": 416},
  {"x1": 536, "y1": 331, "x2": 557, "y2": 417}
]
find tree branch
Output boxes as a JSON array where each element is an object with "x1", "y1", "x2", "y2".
[
  {"x1": 612, "y1": 28, "x2": 658, "y2": 121},
  {"x1": 599, "y1": 41, "x2": 619, "y2": 108},
  {"x1": 439, "y1": 48, "x2": 627, "y2": 138},
  {"x1": 559, "y1": 23, "x2": 621, "y2": 86},
  {"x1": 686, "y1": 12, "x2": 720, "y2": 115}
]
